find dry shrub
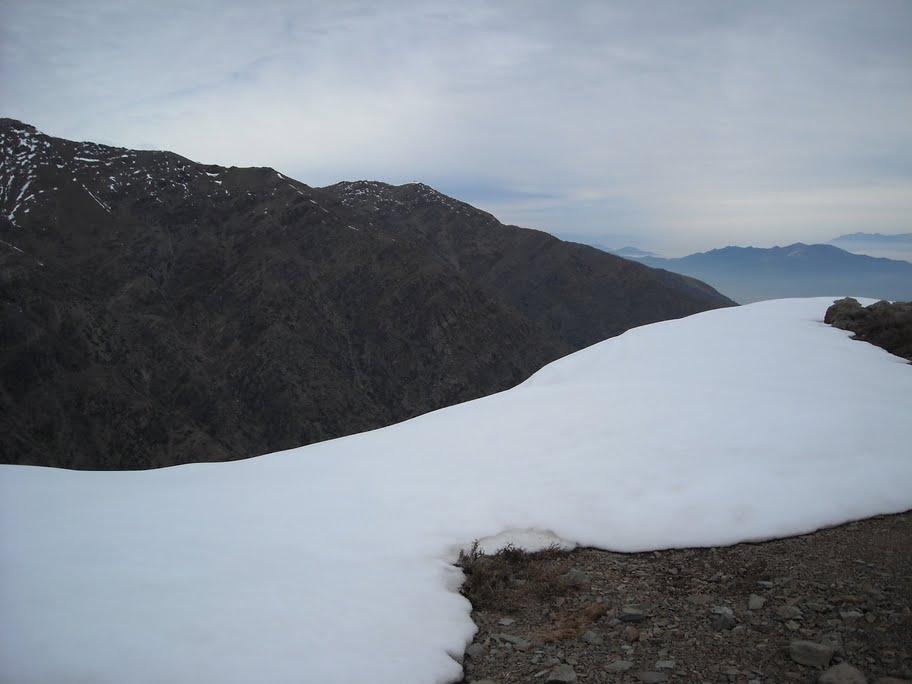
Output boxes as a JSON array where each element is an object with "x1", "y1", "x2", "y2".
[
  {"x1": 456, "y1": 542, "x2": 573, "y2": 611},
  {"x1": 534, "y1": 602, "x2": 608, "y2": 643}
]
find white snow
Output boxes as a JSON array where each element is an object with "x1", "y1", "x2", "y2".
[
  {"x1": 81, "y1": 184, "x2": 111, "y2": 213},
  {"x1": 0, "y1": 238, "x2": 24, "y2": 253},
  {"x1": 1, "y1": 298, "x2": 910, "y2": 684}
]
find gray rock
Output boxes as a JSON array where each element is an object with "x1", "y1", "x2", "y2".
[
  {"x1": 492, "y1": 633, "x2": 530, "y2": 651},
  {"x1": 606, "y1": 660, "x2": 634, "y2": 673},
  {"x1": 620, "y1": 605, "x2": 647, "y2": 622},
  {"x1": 712, "y1": 613, "x2": 737, "y2": 631},
  {"x1": 712, "y1": 605, "x2": 734, "y2": 617},
  {"x1": 819, "y1": 663, "x2": 867, "y2": 684},
  {"x1": 807, "y1": 600, "x2": 833, "y2": 613},
  {"x1": 821, "y1": 633, "x2": 843, "y2": 654},
  {"x1": 638, "y1": 673, "x2": 668, "y2": 684},
  {"x1": 748, "y1": 594, "x2": 766, "y2": 611},
  {"x1": 546, "y1": 663, "x2": 578, "y2": 684},
  {"x1": 789, "y1": 640, "x2": 835, "y2": 668},
  {"x1": 655, "y1": 659, "x2": 675, "y2": 669},
  {"x1": 776, "y1": 605, "x2": 804, "y2": 620},
  {"x1": 581, "y1": 630, "x2": 602, "y2": 645},
  {"x1": 560, "y1": 568, "x2": 590, "y2": 589},
  {"x1": 465, "y1": 643, "x2": 485, "y2": 660},
  {"x1": 840, "y1": 610, "x2": 864, "y2": 622},
  {"x1": 497, "y1": 617, "x2": 515, "y2": 626}
]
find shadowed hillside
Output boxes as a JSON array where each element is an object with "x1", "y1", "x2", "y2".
[{"x1": 0, "y1": 118, "x2": 733, "y2": 469}]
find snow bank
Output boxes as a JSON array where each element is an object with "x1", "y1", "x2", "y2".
[{"x1": 2, "y1": 298, "x2": 910, "y2": 683}]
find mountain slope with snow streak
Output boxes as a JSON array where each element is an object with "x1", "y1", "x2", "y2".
[
  {"x1": 0, "y1": 117, "x2": 733, "y2": 470},
  {"x1": 2, "y1": 298, "x2": 911, "y2": 683}
]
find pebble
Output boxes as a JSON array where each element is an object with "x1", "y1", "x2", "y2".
[
  {"x1": 789, "y1": 639, "x2": 835, "y2": 668},
  {"x1": 545, "y1": 663, "x2": 577, "y2": 683},
  {"x1": 492, "y1": 633, "x2": 530, "y2": 651},
  {"x1": 807, "y1": 600, "x2": 833, "y2": 613},
  {"x1": 638, "y1": 672, "x2": 668, "y2": 683},
  {"x1": 655, "y1": 659, "x2": 675, "y2": 669},
  {"x1": 776, "y1": 605, "x2": 804, "y2": 620},
  {"x1": 606, "y1": 660, "x2": 634, "y2": 673},
  {"x1": 620, "y1": 605, "x2": 647, "y2": 623},
  {"x1": 465, "y1": 643, "x2": 485, "y2": 660},
  {"x1": 712, "y1": 612, "x2": 737, "y2": 631},
  {"x1": 581, "y1": 630, "x2": 602, "y2": 645},
  {"x1": 748, "y1": 594, "x2": 766, "y2": 610},
  {"x1": 560, "y1": 569, "x2": 590, "y2": 589},
  {"x1": 624, "y1": 625, "x2": 640, "y2": 641},
  {"x1": 821, "y1": 633, "x2": 843, "y2": 653},
  {"x1": 497, "y1": 617, "x2": 515, "y2": 626},
  {"x1": 819, "y1": 662, "x2": 867, "y2": 683}
]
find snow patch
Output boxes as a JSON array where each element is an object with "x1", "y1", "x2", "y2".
[
  {"x1": 474, "y1": 529, "x2": 576, "y2": 554},
  {"x1": 1, "y1": 299, "x2": 910, "y2": 684}
]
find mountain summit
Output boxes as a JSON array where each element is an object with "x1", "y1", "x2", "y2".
[{"x1": 0, "y1": 118, "x2": 733, "y2": 469}]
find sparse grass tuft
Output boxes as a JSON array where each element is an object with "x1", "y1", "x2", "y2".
[{"x1": 456, "y1": 541, "x2": 574, "y2": 611}]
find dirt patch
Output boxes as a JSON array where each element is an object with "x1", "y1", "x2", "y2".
[{"x1": 459, "y1": 512, "x2": 912, "y2": 683}]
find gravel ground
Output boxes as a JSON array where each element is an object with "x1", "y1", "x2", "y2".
[{"x1": 459, "y1": 512, "x2": 912, "y2": 684}]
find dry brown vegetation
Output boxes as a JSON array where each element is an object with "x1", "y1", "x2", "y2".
[{"x1": 457, "y1": 542, "x2": 574, "y2": 611}]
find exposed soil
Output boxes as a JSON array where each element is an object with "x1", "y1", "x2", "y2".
[{"x1": 459, "y1": 512, "x2": 912, "y2": 683}]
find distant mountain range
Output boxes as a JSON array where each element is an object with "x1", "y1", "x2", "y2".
[
  {"x1": 829, "y1": 232, "x2": 912, "y2": 262},
  {"x1": 628, "y1": 243, "x2": 912, "y2": 304},
  {"x1": 831, "y1": 231, "x2": 912, "y2": 245},
  {"x1": 0, "y1": 118, "x2": 733, "y2": 469},
  {"x1": 609, "y1": 246, "x2": 657, "y2": 259}
]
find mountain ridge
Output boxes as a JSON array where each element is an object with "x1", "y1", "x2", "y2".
[
  {"x1": 626, "y1": 242, "x2": 912, "y2": 304},
  {"x1": 0, "y1": 117, "x2": 733, "y2": 469}
]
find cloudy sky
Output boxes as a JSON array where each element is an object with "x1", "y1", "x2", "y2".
[{"x1": 2, "y1": 1, "x2": 910, "y2": 254}]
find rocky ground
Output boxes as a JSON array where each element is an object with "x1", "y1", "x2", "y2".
[
  {"x1": 825, "y1": 298, "x2": 912, "y2": 362},
  {"x1": 458, "y1": 512, "x2": 912, "y2": 684}
]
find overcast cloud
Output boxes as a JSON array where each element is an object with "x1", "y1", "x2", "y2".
[{"x1": 2, "y1": 0, "x2": 911, "y2": 253}]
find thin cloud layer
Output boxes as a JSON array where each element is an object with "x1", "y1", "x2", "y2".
[{"x1": 2, "y1": 0, "x2": 910, "y2": 253}]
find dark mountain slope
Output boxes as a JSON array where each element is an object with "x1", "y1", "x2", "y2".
[
  {"x1": 325, "y1": 181, "x2": 730, "y2": 347},
  {"x1": 636, "y1": 243, "x2": 912, "y2": 304},
  {"x1": 0, "y1": 119, "x2": 733, "y2": 469}
]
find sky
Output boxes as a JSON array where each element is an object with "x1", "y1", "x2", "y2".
[{"x1": 1, "y1": 1, "x2": 911, "y2": 255}]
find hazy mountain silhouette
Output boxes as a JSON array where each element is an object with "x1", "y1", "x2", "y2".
[
  {"x1": 829, "y1": 232, "x2": 912, "y2": 262},
  {"x1": 633, "y1": 243, "x2": 912, "y2": 304}
]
